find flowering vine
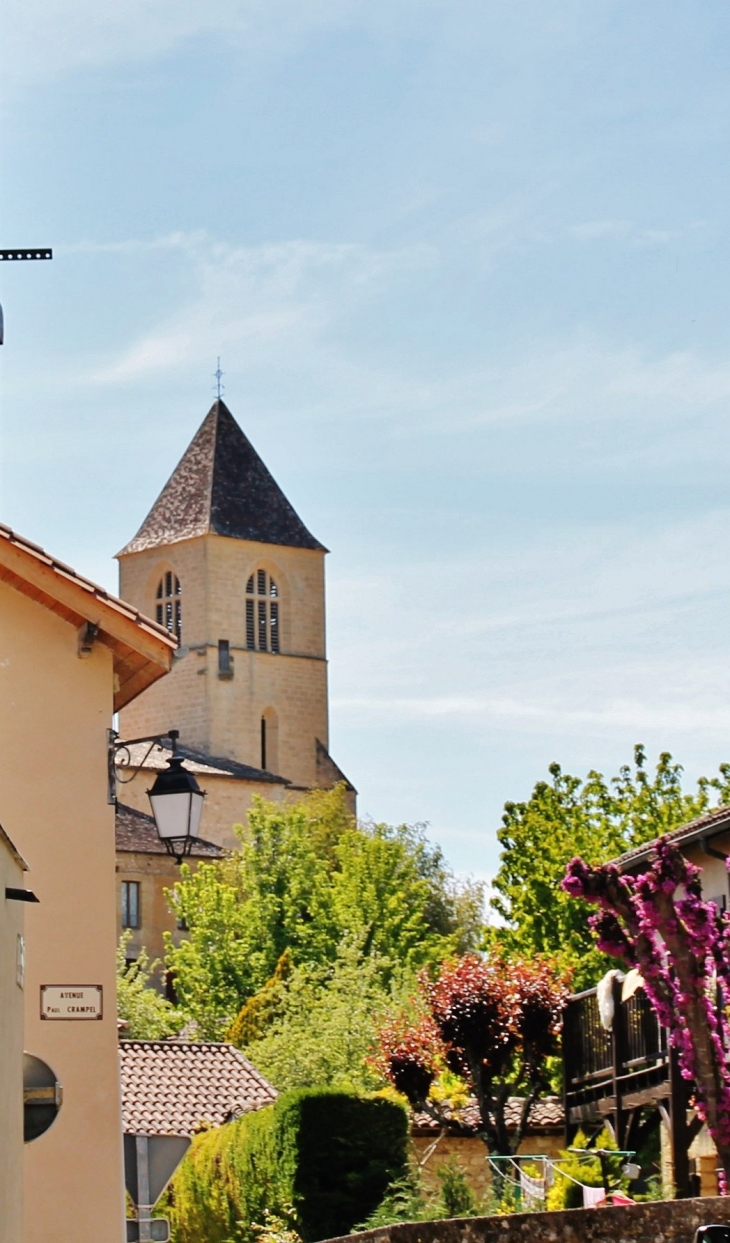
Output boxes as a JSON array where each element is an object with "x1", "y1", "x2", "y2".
[{"x1": 563, "y1": 840, "x2": 730, "y2": 1180}]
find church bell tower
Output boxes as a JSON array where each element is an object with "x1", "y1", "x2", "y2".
[{"x1": 116, "y1": 400, "x2": 339, "y2": 791}]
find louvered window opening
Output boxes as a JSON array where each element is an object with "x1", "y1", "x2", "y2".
[
  {"x1": 246, "y1": 572, "x2": 280, "y2": 652},
  {"x1": 156, "y1": 572, "x2": 182, "y2": 641}
]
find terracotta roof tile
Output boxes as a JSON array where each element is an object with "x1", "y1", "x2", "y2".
[
  {"x1": 411, "y1": 1096, "x2": 563, "y2": 1135},
  {"x1": 0, "y1": 522, "x2": 175, "y2": 646},
  {"x1": 610, "y1": 804, "x2": 730, "y2": 872},
  {"x1": 115, "y1": 803, "x2": 223, "y2": 857},
  {"x1": 119, "y1": 1040, "x2": 277, "y2": 1136}
]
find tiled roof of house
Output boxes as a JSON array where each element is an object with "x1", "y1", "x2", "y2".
[
  {"x1": 115, "y1": 803, "x2": 223, "y2": 857},
  {"x1": 118, "y1": 400, "x2": 325, "y2": 556},
  {"x1": 120, "y1": 739, "x2": 289, "y2": 785},
  {"x1": 610, "y1": 804, "x2": 730, "y2": 873},
  {"x1": 0, "y1": 522, "x2": 175, "y2": 711},
  {"x1": 411, "y1": 1096, "x2": 563, "y2": 1136},
  {"x1": 119, "y1": 1040, "x2": 277, "y2": 1136}
]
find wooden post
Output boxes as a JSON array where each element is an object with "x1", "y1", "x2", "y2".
[
  {"x1": 612, "y1": 977, "x2": 627, "y2": 1148},
  {"x1": 669, "y1": 1046, "x2": 691, "y2": 1198}
]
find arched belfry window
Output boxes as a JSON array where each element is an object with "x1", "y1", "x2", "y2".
[
  {"x1": 246, "y1": 570, "x2": 280, "y2": 653},
  {"x1": 156, "y1": 571, "x2": 181, "y2": 641}
]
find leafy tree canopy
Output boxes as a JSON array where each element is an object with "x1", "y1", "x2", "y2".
[
  {"x1": 236, "y1": 939, "x2": 402, "y2": 1093},
  {"x1": 376, "y1": 953, "x2": 568, "y2": 1156},
  {"x1": 166, "y1": 786, "x2": 483, "y2": 1039},
  {"x1": 116, "y1": 933, "x2": 181, "y2": 1040},
  {"x1": 487, "y1": 745, "x2": 730, "y2": 989}
]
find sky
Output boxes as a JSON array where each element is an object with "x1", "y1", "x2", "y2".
[{"x1": 2, "y1": 1, "x2": 730, "y2": 885}]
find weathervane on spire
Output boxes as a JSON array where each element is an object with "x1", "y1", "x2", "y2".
[{"x1": 214, "y1": 357, "x2": 224, "y2": 400}]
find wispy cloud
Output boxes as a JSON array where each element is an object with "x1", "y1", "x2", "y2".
[
  {"x1": 85, "y1": 235, "x2": 436, "y2": 385},
  {"x1": 568, "y1": 219, "x2": 684, "y2": 246},
  {"x1": 73, "y1": 230, "x2": 730, "y2": 448},
  {"x1": 0, "y1": 0, "x2": 365, "y2": 91},
  {"x1": 328, "y1": 508, "x2": 730, "y2": 752}
]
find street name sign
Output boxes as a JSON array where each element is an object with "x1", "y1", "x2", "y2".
[{"x1": 40, "y1": 985, "x2": 103, "y2": 1020}]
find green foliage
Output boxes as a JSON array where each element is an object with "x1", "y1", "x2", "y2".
[
  {"x1": 356, "y1": 1168, "x2": 432, "y2": 1229},
  {"x1": 240, "y1": 939, "x2": 401, "y2": 1093},
  {"x1": 116, "y1": 933, "x2": 181, "y2": 1040},
  {"x1": 252, "y1": 1208, "x2": 303, "y2": 1243},
  {"x1": 488, "y1": 746, "x2": 730, "y2": 989},
  {"x1": 227, "y1": 950, "x2": 292, "y2": 1046},
  {"x1": 357, "y1": 1157, "x2": 485, "y2": 1230},
  {"x1": 435, "y1": 1157, "x2": 479, "y2": 1218},
  {"x1": 166, "y1": 786, "x2": 483, "y2": 1038},
  {"x1": 166, "y1": 1088, "x2": 409, "y2": 1243},
  {"x1": 546, "y1": 1127, "x2": 623, "y2": 1211}
]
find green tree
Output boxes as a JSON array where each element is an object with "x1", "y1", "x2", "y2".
[
  {"x1": 166, "y1": 786, "x2": 483, "y2": 1038},
  {"x1": 488, "y1": 746, "x2": 730, "y2": 988},
  {"x1": 239, "y1": 939, "x2": 399, "y2": 1093},
  {"x1": 116, "y1": 933, "x2": 181, "y2": 1039}
]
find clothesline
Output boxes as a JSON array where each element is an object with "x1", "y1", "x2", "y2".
[{"x1": 484, "y1": 1150, "x2": 637, "y2": 1210}]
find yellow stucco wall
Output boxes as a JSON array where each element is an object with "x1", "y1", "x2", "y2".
[
  {"x1": 118, "y1": 534, "x2": 329, "y2": 789},
  {"x1": 0, "y1": 580, "x2": 125, "y2": 1243},
  {"x1": 117, "y1": 850, "x2": 183, "y2": 973},
  {"x1": 0, "y1": 836, "x2": 25, "y2": 1243}
]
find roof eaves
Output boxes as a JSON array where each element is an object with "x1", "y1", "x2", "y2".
[
  {"x1": 0, "y1": 823, "x2": 29, "y2": 871},
  {"x1": 0, "y1": 525, "x2": 176, "y2": 712},
  {"x1": 612, "y1": 806, "x2": 730, "y2": 872}
]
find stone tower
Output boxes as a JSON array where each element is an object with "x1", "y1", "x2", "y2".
[{"x1": 117, "y1": 400, "x2": 343, "y2": 791}]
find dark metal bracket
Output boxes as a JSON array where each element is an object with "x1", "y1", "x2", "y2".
[{"x1": 6, "y1": 888, "x2": 39, "y2": 902}]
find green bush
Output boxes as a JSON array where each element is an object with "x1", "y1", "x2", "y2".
[
  {"x1": 546, "y1": 1126, "x2": 624, "y2": 1211},
  {"x1": 167, "y1": 1088, "x2": 408, "y2": 1243}
]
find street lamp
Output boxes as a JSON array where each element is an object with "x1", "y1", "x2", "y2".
[{"x1": 109, "y1": 728, "x2": 207, "y2": 864}]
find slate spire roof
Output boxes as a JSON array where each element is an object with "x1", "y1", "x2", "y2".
[{"x1": 119, "y1": 400, "x2": 325, "y2": 555}]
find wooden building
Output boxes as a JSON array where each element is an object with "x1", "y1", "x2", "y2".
[{"x1": 563, "y1": 803, "x2": 730, "y2": 1198}]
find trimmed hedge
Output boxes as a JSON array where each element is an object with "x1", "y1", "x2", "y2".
[{"x1": 167, "y1": 1088, "x2": 408, "y2": 1243}]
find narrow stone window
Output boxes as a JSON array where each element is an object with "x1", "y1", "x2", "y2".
[
  {"x1": 246, "y1": 570, "x2": 281, "y2": 653},
  {"x1": 156, "y1": 573, "x2": 181, "y2": 641},
  {"x1": 218, "y1": 639, "x2": 233, "y2": 679},
  {"x1": 121, "y1": 880, "x2": 140, "y2": 929},
  {"x1": 261, "y1": 708, "x2": 279, "y2": 772}
]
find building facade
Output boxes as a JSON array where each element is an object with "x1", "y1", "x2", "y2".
[
  {"x1": 0, "y1": 825, "x2": 28, "y2": 1243},
  {"x1": 0, "y1": 522, "x2": 175, "y2": 1243},
  {"x1": 113, "y1": 400, "x2": 354, "y2": 964},
  {"x1": 117, "y1": 399, "x2": 349, "y2": 794}
]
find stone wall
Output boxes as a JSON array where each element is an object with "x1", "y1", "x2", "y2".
[
  {"x1": 411, "y1": 1134, "x2": 564, "y2": 1201},
  {"x1": 323, "y1": 1196, "x2": 730, "y2": 1243}
]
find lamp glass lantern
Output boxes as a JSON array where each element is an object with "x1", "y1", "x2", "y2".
[{"x1": 147, "y1": 755, "x2": 205, "y2": 863}]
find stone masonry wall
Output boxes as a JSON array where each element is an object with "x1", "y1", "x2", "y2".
[
  {"x1": 323, "y1": 1196, "x2": 730, "y2": 1243},
  {"x1": 411, "y1": 1135, "x2": 564, "y2": 1201}
]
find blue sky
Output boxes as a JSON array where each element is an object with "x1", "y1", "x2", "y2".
[{"x1": 3, "y1": 1, "x2": 730, "y2": 883}]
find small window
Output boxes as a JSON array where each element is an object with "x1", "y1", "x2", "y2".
[
  {"x1": 261, "y1": 708, "x2": 279, "y2": 772},
  {"x1": 218, "y1": 639, "x2": 233, "y2": 679},
  {"x1": 156, "y1": 573, "x2": 182, "y2": 641},
  {"x1": 121, "y1": 881, "x2": 140, "y2": 929},
  {"x1": 246, "y1": 570, "x2": 281, "y2": 653},
  {"x1": 270, "y1": 601, "x2": 280, "y2": 653}
]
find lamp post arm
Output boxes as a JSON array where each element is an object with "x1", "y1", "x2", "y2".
[{"x1": 107, "y1": 728, "x2": 180, "y2": 805}]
